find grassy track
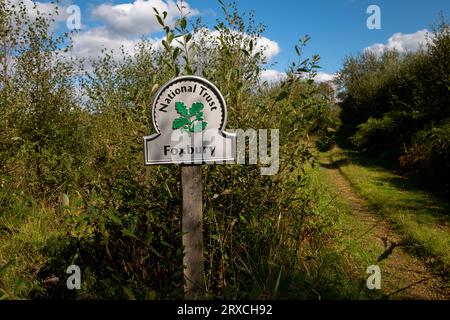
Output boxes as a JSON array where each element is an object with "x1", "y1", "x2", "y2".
[
  {"x1": 323, "y1": 148, "x2": 450, "y2": 277},
  {"x1": 316, "y1": 151, "x2": 448, "y2": 299},
  {"x1": 321, "y1": 148, "x2": 450, "y2": 298}
]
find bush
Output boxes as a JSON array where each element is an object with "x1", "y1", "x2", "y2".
[
  {"x1": 1, "y1": 0, "x2": 345, "y2": 299},
  {"x1": 338, "y1": 15, "x2": 450, "y2": 181},
  {"x1": 399, "y1": 120, "x2": 450, "y2": 187},
  {"x1": 315, "y1": 134, "x2": 336, "y2": 152}
]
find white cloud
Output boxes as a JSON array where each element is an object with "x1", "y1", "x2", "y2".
[
  {"x1": 68, "y1": 0, "x2": 201, "y2": 64},
  {"x1": 365, "y1": 29, "x2": 429, "y2": 55},
  {"x1": 314, "y1": 72, "x2": 336, "y2": 83},
  {"x1": 254, "y1": 35, "x2": 281, "y2": 61},
  {"x1": 260, "y1": 69, "x2": 287, "y2": 84},
  {"x1": 202, "y1": 29, "x2": 280, "y2": 62},
  {"x1": 259, "y1": 70, "x2": 336, "y2": 85},
  {"x1": 67, "y1": 1, "x2": 280, "y2": 72},
  {"x1": 70, "y1": 28, "x2": 141, "y2": 60},
  {"x1": 92, "y1": 0, "x2": 199, "y2": 37},
  {"x1": 70, "y1": 26, "x2": 280, "y2": 66}
]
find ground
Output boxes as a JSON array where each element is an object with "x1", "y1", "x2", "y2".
[{"x1": 317, "y1": 147, "x2": 448, "y2": 299}]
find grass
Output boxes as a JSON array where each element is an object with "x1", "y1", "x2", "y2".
[
  {"x1": 0, "y1": 193, "x2": 65, "y2": 299},
  {"x1": 1, "y1": 164, "x2": 374, "y2": 300},
  {"x1": 303, "y1": 162, "x2": 385, "y2": 299},
  {"x1": 3, "y1": 148, "x2": 446, "y2": 299},
  {"x1": 326, "y1": 147, "x2": 450, "y2": 274}
]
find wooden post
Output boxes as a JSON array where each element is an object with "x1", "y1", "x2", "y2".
[{"x1": 181, "y1": 165, "x2": 204, "y2": 299}]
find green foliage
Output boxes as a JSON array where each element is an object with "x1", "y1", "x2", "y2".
[
  {"x1": 400, "y1": 120, "x2": 450, "y2": 185},
  {"x1": 315, "y1": 135, "x2": 336, "y2": 152},
  {"x1": 0, "y1": 0, "x2": 346, "y2": 300},
  {"x1": 338, "y1": 16, "x2": 450, "y2": 185},
  {"x1": 350, "y1": 116, "x2": 396, "y2": 152},
  {"x1": 0, "y1": 0, "x2": 90, "y2": 197}
]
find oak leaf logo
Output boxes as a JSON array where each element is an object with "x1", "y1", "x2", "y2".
[{"x1": 172, "y1": 101, "x2": 207, "y2": 133}]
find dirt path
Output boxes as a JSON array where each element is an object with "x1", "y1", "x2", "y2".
[{"x1": 319, "y1": 156, "x2": 447, "y2": 299}]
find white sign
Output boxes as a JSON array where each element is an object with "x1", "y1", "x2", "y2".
[{"x1": 143, "y1": 76, "x2": 236, "y2": 165}]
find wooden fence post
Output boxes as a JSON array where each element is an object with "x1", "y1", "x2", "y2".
[{"x1": 181, "y1": 165, "x2": 204, "y2": 299}]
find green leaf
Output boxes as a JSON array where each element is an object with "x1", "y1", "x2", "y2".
[
  {"x1": 162, "y1": 40, "x2": 170, "y2": 51},
  {"x1": 184, "y1": 64, "x2": 194, "y2": 75},
  {"x1": 161, "y1": 240, "x2": 173, "y2": 248},
  {"x1": 167, "y1": 31, "x2": 174, "y2": 44},
  {"x1": 189, "y1": 102, "x2": 204, "y2": 116},
  {"x1": 175, "y1": 101, "x2": 188, "y2": 117},
  {"x1": 122, "y1": 229, "x2": 138, "y2": 239},
  {"x1": 172, "y1": 117, "x2": 190, "y2": 129},
  {"x1": 172, "y1": 47, "x2": 181, "y2": 60},
  {"x1": 276, "y1": 91, "x2": 289, "y2": 102},
  {"x1": 109, "y1": 213, "x2": 122, "y2": 225},
  {"x1": 180, "y1": 17, "x2": 187, "y2": 30},
  {"x1": 149, "y1": 246, "x2": 163, "y2": 259},
  {"x1": 196, "y1": 111, "x2": 204, "y2": 120},
  {"x1": 156, "y1": 15, "x2": 164, "y2": 27}
]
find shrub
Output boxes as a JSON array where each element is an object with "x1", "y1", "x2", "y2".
[
  {"x1": 338, "y1": 15, "x2": 449, "y2": 180},
  {"x1": 400, "y1": 120, "x2": 450, "y2": 188},
  {"x1": 1, "y1": 0, "x2": 344, "y2": 299}
]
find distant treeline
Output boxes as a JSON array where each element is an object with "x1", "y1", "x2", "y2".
[{"x1": 337, "y1": 17, "x2": 450, "y2": 189}]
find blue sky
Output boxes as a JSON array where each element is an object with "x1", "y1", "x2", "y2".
[
  {"x1": 213, "y1": 0, "x2": 450, "y2": 74},
  {"x1": 33, "y1": 0, "x2": 450, "y2": 80}
]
